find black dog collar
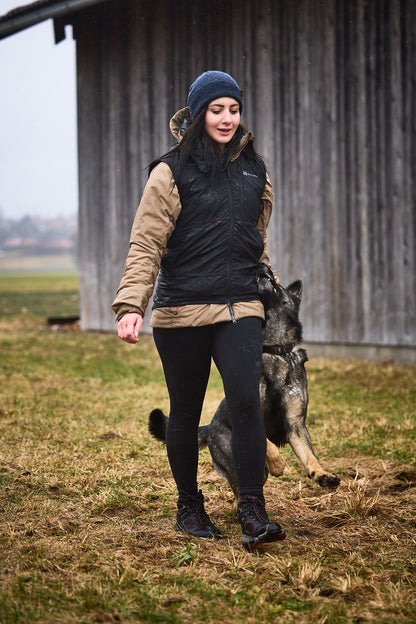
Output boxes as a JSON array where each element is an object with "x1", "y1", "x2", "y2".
[{"x1": 263, "y1": 343, "x2": 296, "y2": 356}]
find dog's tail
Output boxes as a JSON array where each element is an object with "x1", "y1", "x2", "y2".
[
  {"x1": 148, "y1": 408, "x2": 168, "y2": 443},
  {"x1": 148, "y1": 408, "x2": 210, "y2": 449}
]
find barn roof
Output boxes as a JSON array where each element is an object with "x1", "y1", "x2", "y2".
[{"x1": 0, "y1": 0, "x2": 110, "y2": 41}]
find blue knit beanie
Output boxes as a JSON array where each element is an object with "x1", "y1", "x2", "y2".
[{"x1": 187, "y1": 70, "x2": 243, "y2": 120}]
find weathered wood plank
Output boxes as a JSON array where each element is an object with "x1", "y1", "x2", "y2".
[{"x1": 73, "y1": 0, "x2": 416, "y2": 348}]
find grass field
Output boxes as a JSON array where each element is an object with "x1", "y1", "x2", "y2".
[
  {"x1": 0, "y1": 274, "x2": 415, "y2": 623},
  {"x1": 0, "y1": 272, "x2": 79, "y2": 319}
]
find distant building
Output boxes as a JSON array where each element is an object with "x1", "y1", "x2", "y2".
[
  {"x1": 1, "y1": 0, "x2": 415, "y2": 363},
  {"x1": 0, "y1": 214, "x2": 77, "y2": 254}
]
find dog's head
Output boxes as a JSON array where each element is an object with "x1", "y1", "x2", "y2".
[{"x1": 257, "y1": 263, "x2": 303, "y2": 346}]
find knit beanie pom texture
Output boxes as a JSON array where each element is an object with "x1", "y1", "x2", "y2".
[{"x1": 187, "y1": 70, "x2": 243, "y2": 119}]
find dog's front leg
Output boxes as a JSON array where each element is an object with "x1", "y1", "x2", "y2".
[
  {"x1": 266, "y1": 439, "x2": 286, "y2": 477},
  {"x1": 287, "y1": 423, "x2": 340, "y2": 488}
]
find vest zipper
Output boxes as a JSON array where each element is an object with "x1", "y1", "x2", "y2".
[{"x1": 226, "y1": 174, "x2": 237, "y2": 324}]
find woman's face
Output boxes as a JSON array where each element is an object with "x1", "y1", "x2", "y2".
[{"x1": 204, "y1": 97, "x2": 240, "y2": 145}]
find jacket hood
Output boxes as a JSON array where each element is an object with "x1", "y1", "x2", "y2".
[
  {"x1": 169, "y1": 107, "x2": 255, "y2": 162},
  {"x1": 169, "y1": 107, "x2": 192, "y2": 141}
]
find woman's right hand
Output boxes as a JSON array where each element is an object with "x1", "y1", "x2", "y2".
[{"x1": 117, "y1": 312, "x2": 143, "y2": 344}]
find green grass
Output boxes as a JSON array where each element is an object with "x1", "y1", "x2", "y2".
[
  {"x1": 0, "y1": 276, "x2": 415, "y2": 623},
  {"x1": 0, "y1": 272, "x2": 79, "y2": 318},
  {"x1": 307, "y1": 365, "x2": 415, "y2": 464}
]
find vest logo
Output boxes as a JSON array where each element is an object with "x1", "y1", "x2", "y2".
[{"x1": 242, "y1": 171, "x2": 258, "y2": 178}]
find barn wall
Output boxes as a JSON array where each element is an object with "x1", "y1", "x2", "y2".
[{"x1": 73, "y1": 0, "x2": 416, "y2": 347}]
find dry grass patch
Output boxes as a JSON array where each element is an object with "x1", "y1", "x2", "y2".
[{"x1": 0, "y1": 317, "x2": 415, "y2": 623}]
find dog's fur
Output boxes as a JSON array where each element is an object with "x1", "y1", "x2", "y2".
[{"x1": 149, "y1": 263, "x2": 340, "y2": 499}]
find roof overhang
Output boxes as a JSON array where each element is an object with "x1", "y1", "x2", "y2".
[{"x1": 0, "y1": 0, "x2": 111, "y2": 42}]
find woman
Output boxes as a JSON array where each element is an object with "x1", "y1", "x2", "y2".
[{"x1": 112, "y1": 71, "x2": 286, "y2": 548}]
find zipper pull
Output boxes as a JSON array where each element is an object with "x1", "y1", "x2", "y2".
[{"x1": 228, "y1": 302, "x2": 237, "y2": 324}]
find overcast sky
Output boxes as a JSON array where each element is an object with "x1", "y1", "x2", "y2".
[{"x1": 0, "y1": 0, "x2": 77, "y2": 220}]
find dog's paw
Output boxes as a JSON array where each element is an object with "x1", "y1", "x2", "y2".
[
  {"x1": 316, "y1": 473, "x2": 341, "y2": 488},
  {"x1": 266, "y1": 440, "x2": 286, "y2": 477},
  {"x1": 267, "y1": 456, "x2": 286, "y2": 477}
]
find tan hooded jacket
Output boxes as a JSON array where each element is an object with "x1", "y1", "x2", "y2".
[{"x1": 112, "y1": 107, "x2": 275, "y2": 328}]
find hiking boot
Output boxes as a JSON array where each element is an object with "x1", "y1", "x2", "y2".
[
  {"x1": 237, "y1": 496, "x2": 286, "y2": 548},
  {"x1": 176, "y1": 490, "x2": 222, "y2": 539}
]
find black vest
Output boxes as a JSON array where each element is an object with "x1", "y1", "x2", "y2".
[{"x1": 153, "y1": 146, "x2": 266, "y2": 309}]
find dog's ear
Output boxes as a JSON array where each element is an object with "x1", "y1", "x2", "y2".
[{"x1": 287, "y1": 280, "x2": 303, "y2": 301}]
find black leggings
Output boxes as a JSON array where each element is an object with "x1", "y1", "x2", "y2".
[{"x1": 153, "y1": 317, "x2": 266, "y2": 500}]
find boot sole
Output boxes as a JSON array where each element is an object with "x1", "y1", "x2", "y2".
[
  {"x1": 242, "y1": 527, "x2": 286, "y2": 548},
  {"x1": 175, "y1": 522, "x2": 222, "y2": 539}
]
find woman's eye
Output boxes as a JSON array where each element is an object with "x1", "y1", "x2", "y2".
[{"x1": 210, "y1": 109, "x2": 239, "y2": 115}]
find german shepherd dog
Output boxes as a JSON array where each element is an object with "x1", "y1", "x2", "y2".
[{"x1": 149, "y1": 263, "x2": 340, "y2": 500}]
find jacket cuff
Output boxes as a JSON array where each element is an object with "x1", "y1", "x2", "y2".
[{"x1": 115, "y1": 305, "x2": 143, "y2": 322}]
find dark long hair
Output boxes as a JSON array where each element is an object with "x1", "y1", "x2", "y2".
[{"x1": 150, "y1": 107, "x2": 265, "y2": 178}]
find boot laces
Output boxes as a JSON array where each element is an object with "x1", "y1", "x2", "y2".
[
  {"x1": 239, "y1": 497, "x2": 269, "y2": 524},
  {"x1": 178, "y1": 492, "x2": 212, "y2": 530}
]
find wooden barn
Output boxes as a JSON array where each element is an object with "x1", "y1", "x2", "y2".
[{"x1": 1, "y1": 0, "x2": 415, "y2": 362}]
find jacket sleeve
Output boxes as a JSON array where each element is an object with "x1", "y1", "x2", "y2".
[
  {"x1": 112, "y1": 162, "x2": 182, "y2": 320},
  {"x1": 257, "y1": 173, "x2": 278, "y2": 278}
]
